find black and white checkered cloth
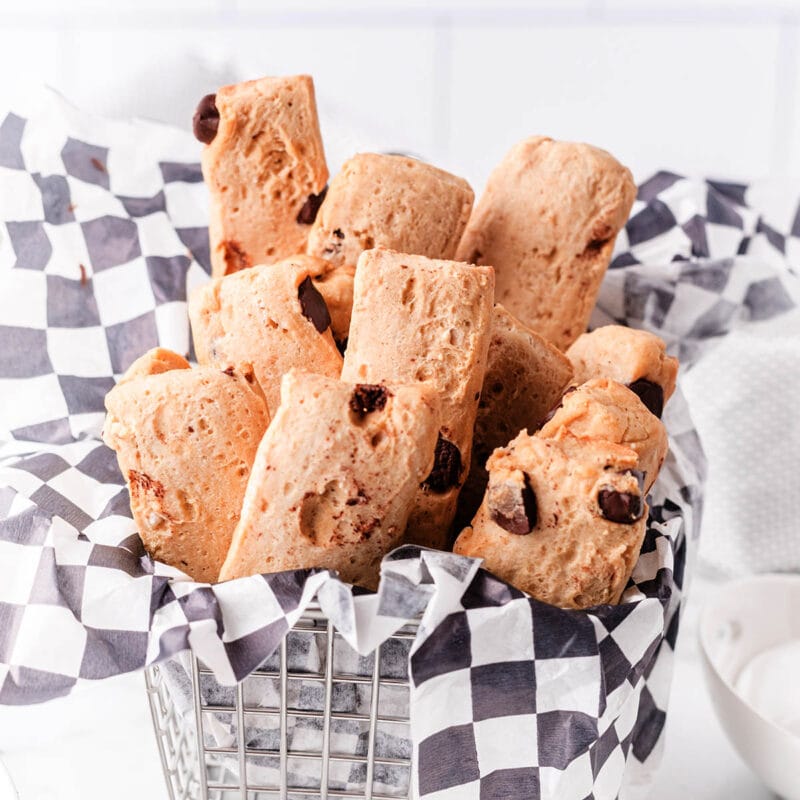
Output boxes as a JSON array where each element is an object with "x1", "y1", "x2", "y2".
[{"x1": 1, "y1": 91, "x2": 797, "y2": 799}]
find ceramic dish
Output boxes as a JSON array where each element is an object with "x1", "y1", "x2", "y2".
[{"x1": 699, "y1": 573, "x2": 800, "y2": 800}]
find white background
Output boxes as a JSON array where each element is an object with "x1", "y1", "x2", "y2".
[
  {"x1": 1, "y1": 0, "x2": 799, "y2": 192},
  {"x1": 0, "y1": 1, "x2": 795, "y2": 798}
]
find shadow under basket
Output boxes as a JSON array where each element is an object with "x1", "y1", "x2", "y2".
[{"x1": 145, "y1": 602, "x2": 419, "y2": 800}]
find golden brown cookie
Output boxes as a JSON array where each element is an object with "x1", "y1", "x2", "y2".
[
  {"x1": 475, "y1": 305, "x2": 574, "y2": 458},
  {"x1": 218, "y1": 370, "x2": 440, "y2": 589},
  {"x1": 456, "y1": 136, "x2": 636, "y2": 350},
  {"x1": 306, "y1": 153, "x2": 474, "y2": 279},
  {"x1": 537, "y1": 378, "x2": 668, "y2": 492},
  {"x1": 189, "y1": 255, "x2": 342, "y2": 413},
  {"x1": 196, "y1": 75, "x2": 328, "y2": 277},
  {"x1": 454, "y1": 433, "x2": 647, "y2": 609},
  {"x1": 341, "y1": 248, "x2": 495, "y2": 550},
  {"x1": 116, "y1": 348, "x2": 190, "y2": 385},
  {"x1": 566, "y1": 325, "x2": 679, "y2": 418},
  {"x1": 103, "y1": 355, "x2": 270, "y2": 583}
]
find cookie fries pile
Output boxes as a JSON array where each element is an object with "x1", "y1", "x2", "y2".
[
  {"x1": 5, "y1": 84, "x2": 762, "y2": 800},
  {"x1": 102, "y1": 74, "x2": 674, "y2": 611}
]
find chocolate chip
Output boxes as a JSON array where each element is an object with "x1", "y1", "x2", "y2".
[
  {"x1": 222, "y1": 366, "x2": 235, "y2": 377},
  {"x1": 333, "y1": 228, "x2": 345, "y2": 239},
  {"x1": 349, "y1": 384, "x2": 391, "y2": 417},
  {"x1": 193, "y1": 93, "x2": 220, "y2": 144},
  {"x1": 598, "y1": 487, "x2": 643, "y2": 524},
  {"x1": 488, "y1": 474, "x2": 538, "y2": 535},
  {"x1": 422, "y1": 434, "x2": 462, "y2": 493},
  {"x1": 298, "y1": 275, "x2": 332, "y2": 333},
  {"x1": 627, "y1": 379, "x2": 664, "y2": 418},
  {"x1": 586, "y1": 237, "x2": 609, "y2": 252},
  {"x1": 297, "y1": 185, "x2": 328, "y2": 225}
]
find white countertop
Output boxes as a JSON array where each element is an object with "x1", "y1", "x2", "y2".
[{"x1": 0, "y1": 570, "x2": 777, "y2": 800}]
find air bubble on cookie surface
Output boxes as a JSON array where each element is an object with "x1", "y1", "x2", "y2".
[
  {"x1": 447, "y1": 327, "x2": 464, "y2": 347},
  {"x1": 414, "y1": 363, "x2": 435, "y2": 382},
  {"x1": 400, "y1": 277, "x2": 415, "y2": 306},
  {"x1": 298, "y1": 481, "x2": 350, "y2": 546}
]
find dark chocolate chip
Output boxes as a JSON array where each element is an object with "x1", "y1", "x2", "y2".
[
  {"x1": 298, "y1": 275, "x2": 332, "y2": 333},
  {"x1": 193, "y1": 93, "x2": 219, "y2": 144},
  {"x1": 598, "y1": 487, "x2": 643, "y2": 524},
  {"x1": 586, "y1": 237, "x2": 609, "y2": 252},
  {"x1": 488, "y1": 474, "x2": 538, "y2": 535},
  {"x1": 349, "y1": 384, "x2": 391, "y2": 417},
  {"x1": 296, "y1": 185, "x2": 328, "y2": 225},
  {"x1": 333, "y1": 228, "x2": 345, "y2": 239},
  {"x1": 627, "y1": 379, "x2": 664, "y2": 418},
  {"x1": 422, "y1": 434, "x2": 462, "y2": 493}
]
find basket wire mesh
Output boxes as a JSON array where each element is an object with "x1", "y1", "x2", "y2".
[{"x1": 145, "y1": 603, "x2": 417, "y2": 800}]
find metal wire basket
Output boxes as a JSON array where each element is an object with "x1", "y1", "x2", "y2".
[{"x1": 145, "y1": 602, "x2": 419, "y2": 800}]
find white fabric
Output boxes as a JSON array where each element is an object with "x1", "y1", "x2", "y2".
[{"x1": 683, "y1": 308, "x2": 800, "y2": 575}]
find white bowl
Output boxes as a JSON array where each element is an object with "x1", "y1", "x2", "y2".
[
  {"x1": 0, "y1": 757, "x2": 17, "y2": 800},
  {"x1": 699, "y1": 573, "x2": 800, "y2": 800}
]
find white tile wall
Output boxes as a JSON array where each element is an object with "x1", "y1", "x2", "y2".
[{"x1": 0, "y1": 0, "x2": 798, "y2": 188}]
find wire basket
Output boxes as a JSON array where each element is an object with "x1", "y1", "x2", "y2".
[{"x1": 145, "y1": 602, "x2": 419, "y2": 800}]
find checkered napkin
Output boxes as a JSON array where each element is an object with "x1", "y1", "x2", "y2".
[{"x1": 0, "y1": 90, "x2": 796, "y2": 799}]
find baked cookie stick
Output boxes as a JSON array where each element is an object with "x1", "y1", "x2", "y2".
[
  {"x1": 475, "y1": 305, "x2": 574, "y2": 459},
  {"x1": 455, "y1": 305, "x2": 574, "y2": 532},
  {"x1": 456, "y1": 136, "x2": 636, "y2": 350},
  {"x1": 195, "y1": 75, "x2": 328, "y2": 277},
  {"x1": 104, "y1": 353, "x2": 269, "y2": 583},
  {"x1": 341, "y1": 248, "x2": 494, "y2": 549},
  {"x1": 189, "y1": 255, "x2": 342, "y2": 413},
  {"x1": 306, "y1": 154, "x2": 473, "y2": 342},
  {"x1": 537, "y1": 378, "x2": 668, "y2": 492},
  {"x1": 566, "y1": 325, "x2": 679, "y2": 418},
  {"x1": 454, "y1": 433, "x2": 647, "y2": 609},
  {"x1": 308, "y1": 154, "x2": 473, "y2": 272},
  {"x1": 219, "y1": 371, "x2": 440, "y2": 589},
  {"x1": 115, "y1": 347, "x2": 191, "y2": 384}
]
